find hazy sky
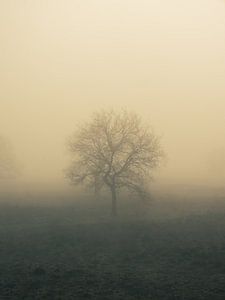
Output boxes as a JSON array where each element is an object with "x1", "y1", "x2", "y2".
[{"x1": 1, "y1": 0, "x2": 225, "y2": 189}]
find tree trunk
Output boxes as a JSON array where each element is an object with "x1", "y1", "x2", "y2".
[
  {"x1": 94, "y1": 181, "x2": 100, "y2": 201},
  {"x1": 111, "y1": 185, "x2": 117, "y2": 217},
  {"x1": 94, "y1": 175, "x2": 100, "y2": 201}
]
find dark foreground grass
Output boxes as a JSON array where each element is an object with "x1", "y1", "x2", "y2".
[{"x1": 1, "y1": 205, "x2": 225, "y2": 300}]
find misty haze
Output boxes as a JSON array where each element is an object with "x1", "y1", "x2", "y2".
[{"x1": 1, "y1": 0, "x2": 225, "y2": 299}]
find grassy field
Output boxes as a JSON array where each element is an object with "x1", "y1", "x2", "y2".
[{"x1": 1, "y1": 196, "x2": 225, "y2": 300}]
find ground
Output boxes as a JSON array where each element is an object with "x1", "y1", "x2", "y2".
[{"x1": 0, "y1": 199, "x2": 225, "y2": 300}]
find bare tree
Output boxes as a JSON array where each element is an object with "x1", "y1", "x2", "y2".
[
  {"x1": 65, "y1": 110, "x2": 163, "y2": 216},
  {"x1": 0, "y1": 136, "x2": 18, "y2": 179}
]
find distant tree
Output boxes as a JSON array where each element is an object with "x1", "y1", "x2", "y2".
[
  {"x1": 0, "y1": 136, "x2": 18, "y2": 179},
  {"x1": 65, "y1": 110, "x2": 163, "y2": 216}
]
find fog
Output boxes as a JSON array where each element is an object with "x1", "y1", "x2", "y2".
[
  {"x1": 2, "y1": 3, "x2": 225, "y2": 299},
  {"x1": 1, "y1": 0, "x2": 225, "y2": 193}
]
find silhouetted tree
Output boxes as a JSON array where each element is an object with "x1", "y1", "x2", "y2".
[
  {"x1": 0, "y1": 136, "x2": 18, "y2": 179},
  {"x1": 65, "y1": 110, "x2": 163, "y2": 216}
]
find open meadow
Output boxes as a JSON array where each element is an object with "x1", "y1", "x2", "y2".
[{"x1": 1, "y1": 190, "x2": 225, "y2": 300}]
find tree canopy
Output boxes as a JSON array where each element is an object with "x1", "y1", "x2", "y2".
[{"x1": 65, "y1": 110, "x2": 163, "y2": 215}]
